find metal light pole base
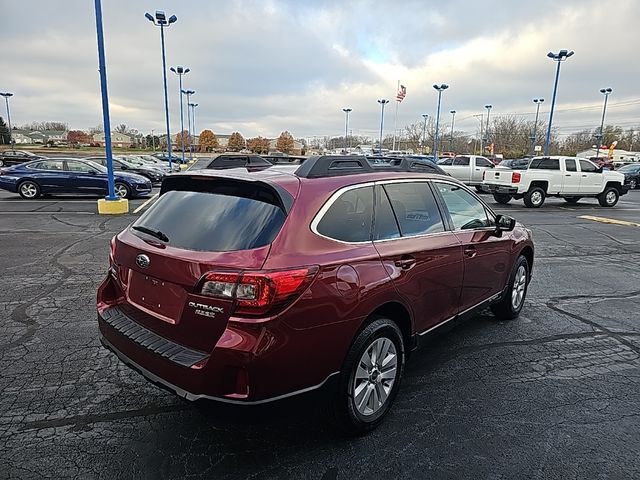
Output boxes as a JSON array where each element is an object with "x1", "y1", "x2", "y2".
[{"x1": 97, "y1": 198, "x2": 129, "y2": 215}]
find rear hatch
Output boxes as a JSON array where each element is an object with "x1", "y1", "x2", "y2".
[{"x1": 111, "y1": 174, "x2": 297, "y2": 353}]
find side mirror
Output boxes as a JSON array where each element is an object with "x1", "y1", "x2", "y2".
[{"x1": 495, "y1": 214, "x2": 516, "y2": 233}]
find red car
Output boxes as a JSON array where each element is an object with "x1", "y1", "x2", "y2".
[{"x1": 97, "y1": 156, "x2": 534, "y2": 434}]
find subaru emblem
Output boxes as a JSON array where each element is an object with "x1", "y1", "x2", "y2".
[{"x1": 136, "y1": 254, "x2": 151, "y2": 269}]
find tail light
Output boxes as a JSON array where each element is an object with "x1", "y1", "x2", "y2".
[
  {"x1": 512, "y1": 172, "x2": 521, "y2": 183},
  {"x1": 200, "y1": 266, "x2": 319, "y2": 317},
  {"x1": 109, "y1": 236, "x2": 116, "y2": 266}
]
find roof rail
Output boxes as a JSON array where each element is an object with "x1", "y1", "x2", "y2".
[{"x1": 294, "y1": 155, "x2": 440, "y2": 178}]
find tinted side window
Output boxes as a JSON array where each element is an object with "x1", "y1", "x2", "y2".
[
  {"x1": 453, "y1": 156, "x2": 470, "y2": 166},
  {"x1": 65, "y1": 161, "x2": 96, "y2": 173},
  {"x1": 316, "y1": 187, "x2": 373, "y2": 242},
  {"x1": 529, "y1": 158, "x2": 560, "y2": 170},
  {"x1": 565, "y1": 159, "x2": 577, "y2": 171},
  {"x1": 476, "y1": 157, "x2": 493, "y2": 167},
  {"x1": 374, "y1": 186, "x2": 400, "y2": 241},
  {"x1": 383, "y1": 182, "x2": 444, "y2": 236},
  {"x1": 438, "y1": 158, "x2": 453, "y2": 166},
  {"x1": 30, "y1": 160, "x2": 64, "y2": 170},
  {"x1": 434, "y1": 183, "x2": 491, "y2": 230},
  {"x1": 579, "y1": 160, "x2": 597, "y2": 173}
]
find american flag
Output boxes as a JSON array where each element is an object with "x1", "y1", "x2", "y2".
[{"x1": 396, "y1": 84, "x2": 407, "y2": 102}]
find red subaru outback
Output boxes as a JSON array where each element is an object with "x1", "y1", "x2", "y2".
[{"x1": 97, "y1": 156, "x2": 534, "y2": 434}]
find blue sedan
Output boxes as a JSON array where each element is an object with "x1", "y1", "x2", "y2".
[{"x1": 0, "y1": 158, "x2": 153, "y2": 199}]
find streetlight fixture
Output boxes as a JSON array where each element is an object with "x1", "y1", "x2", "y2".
[
  {"x1": 449, "y1": 110, "x2": 456, "y2": 152},
  {"x1": 182, "y1": 88, "x2": 195, "y2": 159},
  {"x1": 421, "y1": 114, "x2": 429, "y2": 154},
  {"x1": 595, "y1": 87, "x2": 612, "y2": 159},
  {"x1": 530, "y1": 98, "x2": 544, "y2": 154},
  {"x1": 342, "y1": 108, "x2": 352, "y2": 151},
  {"x1": 432, "y1": 84, "x2": 449, "y2": 160},
  {"x1": 170, "y1": 66, "x2": 190, "y2": 163},
  {"x1": 145, "y1": 10, "x2": 177, "y2": 170},
  {"x1": 544, "y1": 49, "x2": 574, "y2": 155},
  {"x1": 0, "y1": 92, "x2": 14, "y2": 149},
  {"x1": 483, "y1": 104, "x2": 492, "y2": 154},
  {"x1": 190, "y1": 103, "x2": 198, "y2": 152},
  {"x1": 377, "y1": 99, "x2": 390, "y2": 154}
]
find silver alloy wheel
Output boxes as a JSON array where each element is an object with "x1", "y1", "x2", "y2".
[
  {"x1": 605, "y1": 190, "x2": 617, "y2": 205},
  {"x1": 20, "y1": 182, "x2": 38, "y2": 198},
  {"x1": 630, "y1": 179, "x2": 637, "y2": 189},
  {"x1": 353, "y1": 337, "x2": 397, "y2": 416},
  {"x1": 114, "y1": 183, "x2": 128, "y2": 198},
  {"x1": 511, "y1": 265, "x2": 527, "y2": 310},
  {"x1": 530, "y1": 191, "x2": 543, "y2": 205}
]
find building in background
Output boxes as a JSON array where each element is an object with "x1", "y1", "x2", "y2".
[{"x1": 92, "y1": 132, "x2": 132, "y2": 148}]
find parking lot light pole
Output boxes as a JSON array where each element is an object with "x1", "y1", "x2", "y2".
[
  {"x1": 182, "y1": 89, "x2": 195, "y2": 159},
  {"x1": 449, "y1": 110, "x2": 456, "y2": 152},
  {"x1": 0, "y1": 92, "x2": 14, "y2": 149},
  {"x1": 432, "y1": 84, "x2": 449, "y2": 161},
  {"x1": 170, "y1": 67, "x2": 189, "y2": 164},
  {"x1": 530, "y1": 98, "x2": 544, "y2": 154},
  {"x1": 190, "y1": 103, "x2": 198, "y2": 153},
  {"x1": 145, "y1": 10, "x2": 177, "y2": 170},
  {"x1": 377, "y1": 100, "x2": 389, "y2": 154},
  {"x1": 595, "y1": 87, "x2": 612, "y2": 159},
  {"x1": 544, "y1": 49, "x2": 574, "y2": 155},
  {"x1": 342, "y1": 108, "x2": 352, "y2": 151},
  {"x1": 421, "y1": 114, "x2": 428, "y2": 154},
  {"x1": 484, "y1": 104, "x2": 492, "y2": 154}
]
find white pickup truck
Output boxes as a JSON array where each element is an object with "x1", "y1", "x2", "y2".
[
  {"x1": 437, "y1": 155, "x2": 496, "y2": 189},
  {"x1": 482, "y1": 156, "x2": 629, "y2": 208}
]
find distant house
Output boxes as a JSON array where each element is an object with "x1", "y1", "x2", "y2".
[
  {"x1": 10, "y1": 129, "x2": 68, "y2": 145},
  {"x1": 93, "y1": 132, "x2": 132, "y2": 148}
]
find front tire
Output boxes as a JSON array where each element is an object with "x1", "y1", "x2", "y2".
[
  {"x1": 524, "y1": 187, "x2": 545, "y2": 208},
  {"x1": 18, "y1": 180, "x2": 41, "y2": 199},
  {"x1": 328, "y1": 318, "x2": 404, "y2": 435},
  {"x1": 491, "y1": 255, "x2": 529, "y2": 320},
  {"x1": 629, "y1": 179, "x2": 637, "y2": 190},
  {"x1": 597, "y1": 187, "x2": 619, "y2": 207},
  {"x1": 493, "y1": 193, "x2": 512, "y2": 205}
]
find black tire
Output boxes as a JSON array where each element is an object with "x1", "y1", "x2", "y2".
[
  {"x1": 491, "y1": 255, "x2": 529, "y2": 320},
  {"x1": 114, "y1": 182, "x2": 131, "y2": 199},
  {"x1": 0, "y1": 159, "x2": 4, "y2": 167},
  {"x1": 523, "y1": 187, "x2": 546, "y2": 208},
  {"x1": 563, "y1": 197, "x2": 581, "y2": 204},
  {"x1": 493, "y1": 193, "x2": 512, "y2": 205},
  {"x1": 18, "y1": 180, "x2": 41, "y2": 199},
  {"x1": 475, "y1": 185, "x2": 484, "y2": 193},
  {"x1": 327, "y1": 317, "x2": 405, "y2": 435},
  {"x1": 597, "y1": 187, "x2": 619, "y2": 207}
]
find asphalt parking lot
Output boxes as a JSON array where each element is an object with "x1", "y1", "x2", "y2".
[{"x1": 1, "y1": 189, "x2": 639, "y2": 479}]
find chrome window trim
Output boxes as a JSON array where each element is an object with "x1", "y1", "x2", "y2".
[{"x1": 309, "y1": 177, "x2": 497, "y2": 245}]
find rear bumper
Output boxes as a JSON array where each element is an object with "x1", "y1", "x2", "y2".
[{"x1": 482, "y1": 184, "x2": 519, "y2": 195}]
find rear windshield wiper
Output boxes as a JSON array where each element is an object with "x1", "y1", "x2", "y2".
[{"x1": 132, "y1": 225, "x2": 169, "y2": 242}]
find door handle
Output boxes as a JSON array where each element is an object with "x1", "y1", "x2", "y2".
[
  {"x1": 463, "y1": 246, "x2": 477, "y2": 258},
  {"x1": 394, "y1": 256, "x2": 416, "y2": 270},
  {"x1": 582, "y1": 175, "x2": 587, "y2": 177},
  {"x1": 565, "y1": 174, "x2": 571, "y2": 176}
]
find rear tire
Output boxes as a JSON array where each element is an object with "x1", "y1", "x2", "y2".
[
  {"x1": 563, "y1": 197, "x2": 581, "y2": 204},
  {"x1": 597, "y1": 187, "x2": 619, "y2": 207},
  {"x1": 523, "y1": 187, "x2": 545, "y2": 208},
  {"x1": 493, "y1": 193, "x2": 512, "y2": 205},
  {"x1": 491, "y1": 255, "x2": 529, "y2": 320},
  {"x1": 327, "y1": 317, "x2": 404, "y2": 436},
  {"x1": 18, "y1": 180, "x2": 40, "y2": 199}
]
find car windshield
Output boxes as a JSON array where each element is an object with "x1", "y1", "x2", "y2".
[
  {"x1": 619, "y1": 164, "x2": 640, "y2": 173},
  {"x1": 83, "y1": 160, "x2": 107, "y2": 173}
]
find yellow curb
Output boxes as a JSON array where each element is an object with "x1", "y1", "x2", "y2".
[
  {"x1": 97, "y1": 198, "x2": 129, "y2": 215},
  {"x1": 578, "y1": 215, "x2": 640, "y2": 227}
]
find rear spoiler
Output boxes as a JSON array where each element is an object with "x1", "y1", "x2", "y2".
[{"x1": 160, "y1": 174, "x2": 294, "y2": 214}]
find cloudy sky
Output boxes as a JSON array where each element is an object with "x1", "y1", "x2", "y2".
[{"x1": 1, "y1": 0, "x2": 639, "y2": 140}]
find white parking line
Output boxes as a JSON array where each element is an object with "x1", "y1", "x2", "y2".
[{"x1": 133, "y1": 193, "x2": 159, "y2": 214}]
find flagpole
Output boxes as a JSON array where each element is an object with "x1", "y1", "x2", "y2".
[{"x1": 392, "y1": 80, "x2": 399, "y2": 151}]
